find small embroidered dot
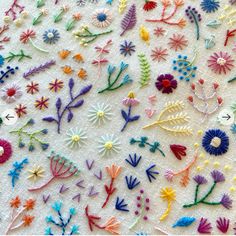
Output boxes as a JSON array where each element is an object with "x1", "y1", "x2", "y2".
[
  {"x1": 233, "y1": 176, "x2": 236, "y2": 182},
  {"x1": 196, "y1": 166, "x2": 202, "y2": 171},
  {"x1": 213, "y1": 161, "x2": 220, "y2": 167},
  {"x1": 204, "y1": 160, "x2": 210, "y2": 165},
  {"x1": 229, "y1": 187, "x2": 236, "y2": 192},
  {"x1": 199, "y1": 153, "x2": 205, "y2": 158},
  {"x1": 224, "y1": 165, "x2": 232, "y2": 171},
  {"x1": 194, "y1": 143, "x2": 199, "y2": 148},
  {"x1": 198, "y1": 130, "x2": 204, "y2": 135}
]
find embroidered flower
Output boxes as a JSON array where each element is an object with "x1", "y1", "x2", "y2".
[
  {"x1": 58, "y1": 49, "x2": 71, "y2": 59},
  {"x1": 160, "y1": 187, "x2": 176, "y2": 201},
  {"x1": 27, "y1": 165, "x2": 45, "y2": 182},
  {"x1": 43, "y1": 29, "x2": 60, "y2": 44},
  {"x1": 202, "y1": 129, "x2": 229, "y2": 156},
  {"x1": 122, "y1": 91, "x2": 140, "y2": 106},
  {"x1": 0, "y1": 83, "x2": 22, "y2": 103},
  {"x1": 120, "y1": 40, "x2": 136, "y2": 56},
  {"x1": 23, "y1": 199, "x2": 36, "y2": 210},
  {"x1": 198, "y1": 218, "x2": 212, "y2": 234},
  {"x1": 92, "y1": 9, "x2": 112, "y2": 28},
  {"x1": 200, "y1": 0, "x2": 220, "y2": 13},
  {"x1": 0, "y1": 139, "x2": 12, "y2": 164},
  {"x1": 102, "y1": 217, "x2": 120, "y2": 234},
  {"x1": 15, "y1": 104, "x2": 27, "y2": 118},
  {"x1": 193, "y1": 175, "x2": 208, "y2": 185},
  {"x1": 216, "y1": 217, "x2": 230, "y2": 233},
  {"x1": 98, "y1": 134, "x2": 121, "y2": 157},
  {"x1": 151, "y1": 47, "x2": 168, "y2": 62},
  {"x1": 88, "y1": 103, "x2": 112, "y2": 125},
  {"x1": 35, "y1": 96, "x2": 49, "y2": 110},
  {"x1": 211, "y1": 170, "x2": 225, "y2": 183},
  {"x1": 143, "y1": 0, "x2": 157, "y2": 11},
  {"x1": 106, "y1": 164, "x2": 122, "y2": 179},
  {"x1": 49, "y1": 79, "x2": 64, "y2": 92},
  {"x1": 155, "y1": 74, "x2": 177, "y2": 94},
  {"x1": 22, "y1": 215, "x2": 34, "y2": 226},
  {"x1": 65, "y1": 128, "x2": 87, "y2": 149},
  {"x1": 20, "y1": 29, "x2": 36, "y2": 43},
  {"x1": 164, "y1": 170, "x2": 175, "y2": 182},
  {"x1": 220, "y1": 194, "x2": 232, "y2": 209},
  {"x1": 10, "y1": 196, "x2": 21, "y2": 208},
  {"x1": 208, "y1": 52, "x2": 234, "y2": 74},
  {"x1": 154, "y1": 27, "x2": 165, "y2": 37},
  {"x1": 168, "y1": 34, "x2": 188, "y2": 51},
  {"x1": 26, "y1": 82, "x2": 39, "y2": 94}
]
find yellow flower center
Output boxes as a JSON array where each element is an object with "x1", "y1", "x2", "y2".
[
  {"x1": 104, "y1": 141, "x2": 113, "y2": 150},
  {"x1": 71, "y1": 135, "x2": 80, "y2": 142},
  {"x1": 0, "y1": 146, "x2": 4, "y2": 156},
  {"x1": 97, "y1": 111, "x2": 104, "y2": 117},
  {"x1": 210, "y1": 137, "x2": 221, "y2": 148},
  {"x1": 128, "y1": 91, "x2": 135, "y2": 99},
  {"x1": 217, "y1": 57, "x2": 226, "y2": 66}
]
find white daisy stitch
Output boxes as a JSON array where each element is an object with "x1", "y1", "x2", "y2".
[
  {"x1": 98, "y1": 134, "x2": 121, "y2": 157},
  {"x1": 92, "y1": 9, "x2": 113, "y2": 28},
  {"x1": 65, "y1": 128, "x2": 87, "y2": 149},
  {"x1": 0, "y1": 83, "x2": 22, "y2": 103}
]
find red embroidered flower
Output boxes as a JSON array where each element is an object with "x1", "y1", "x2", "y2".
[
  {"x1": 26, "y1": 82, "x2": 39, "y2": 94},
  {"x1": 168, "y1": 34, "x2": 188, "y2": 51},
  {"x1": 15, "y1": 104, "x2": 27, "y2": 118},
  {"x1": 208, "y1": 51, "x2": 234, "y2": 74},
  {"x1": 0, "y1": 139, "x2": 12, "y2": 164},
  {"x1": 20, "y1": 29, "x2": 36, "y2": 44},
  {"x1": 143, "y1": 0, "x2": 157, "y2": 11},
  {"x1": 154, "y1": 27, "x2": 165, "y2": 37},
  {"x1": 155, "y1": 74, "x2": 177, "y2": 94},
  {"x1": 35, "y1": 96, "x2": 49, "y2": 110},
  {"x1": 49, "y1": 79, "x2": 64, "y2": 92},
  {"x1": 151, "y1": 47, "x2": 168, "y2": 62}
]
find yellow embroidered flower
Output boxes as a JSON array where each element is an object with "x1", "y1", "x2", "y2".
[
  {"x1": 160, "y1": 187, "x2": 176, "y2": 201},
  {"x1": 27, "y1": 165, "x2": 45, "y2": 181}
]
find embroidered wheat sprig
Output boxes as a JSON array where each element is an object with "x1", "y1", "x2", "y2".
[
  {"x1": 138, "y1": 54, "x2": 151, "y2": 88},
  {"x1": 120, "y1": 4, "x2": 136, "y2": 36},
  {"x1": 119, "y1": 0, "x2": 127, "y2": 14},
  {"x1": 4, "y1": 50, "x2": 32, "y2": 62},
  {"x1": 143, "y1": 101, "x2": 192, "y2": 136}
]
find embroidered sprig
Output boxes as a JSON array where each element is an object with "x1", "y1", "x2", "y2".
[
  {"x1": 45, "y1": 201, "x2": 79, "y2": 235},
  {"x1": 98, "y1": 61, "x2": 132, "y2": 93},
  {"x1": 65, "y1": 13, "x2": 82, "y2": 31},
  {"x1": 165, "y1": 149, "x2": 198, "y2": 186},
  {"x1": 5, "y1": 196, "x2": 35, "y2": 235},
  {"x1": 32, "y1": 8, "x2": 48, "y2": 25},
  {"x1": 10, "y1": 119, "x2": 49, "y2": 151},
  {"x1": 125, "y1": 175, "x2": 140, "y2": 190},
  {"x1": 5, "y1": 0, "x2": 25, "y2": 20},
  {"x1": 115, "y1": 197, "x2": 129, "y2": 212},
  {"x1": 119, "y1": 0, "x2": 127, "y2": 13},
  {"x1": 0, "y1": 66, "x2": 19, "y2": 84},
  {"x1": 28, "y1": 151, "x2": 80, "y2": 192},
  {"x1": 43, "y1": 79, "x2": 92, "y2": 133},
  {"x1": 138, "y1": 54, "x2": 151, "y2": 87},
  {"x1": 4, "y1": 50, "x2": 32, "y2": 62},
  {"x1": 130, "y1": 136, "x2": 165, "y2": 156},
  {"x1": 183, "y1": 170, "x2": 232, "y2": 209},
  {"x1": 143, "y1": 101, "x2": 192, "y2": 136},
  {"x1": 73, "y1": 26, "x2": 113, "y2": 46},
  {"x1": 53, "y1": 5, "x2": 69, "y2": 23},
  {"x1": 36, "y1": 0, "x2": 45, "y2": 8},
  {"x1": 145, "y1": 0, "x2": 186, "y2": 28},
  {"x1": 0, "y1": 25, "x2": 10, "y2": 50},
  {"x1": 8, "y1": 158, "x2": 28, "y2": 188},
  {"x1": 23, "y1": 60, "x2": 56, "y2": 79},
  {"x1": 125, "y1": 153, "x2": 142, "y2": 167},
  {"x1": 188, "y1": 79, "x2": 223, "y2": 123},
  {"x1": 102, "y1": 164, "x2": 121, "y2": 208}
]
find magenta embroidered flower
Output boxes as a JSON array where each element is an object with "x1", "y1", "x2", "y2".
[
  {"x1": 0, "y1": 83, "x2": 23, "y2": 103},
  {"x1": 193, "y1": 175, "x2": 207, "y2": 185},
  {"x1": 220, "y1": 194, "x2": 232, "y2": 209},
  {"x1": 0, "y1": 139, "x2": 12, "y2": 164},
  {"x1": 122, "y1": 91, "x2": 140, "y2": 106},
  {"x1": 211, "y1": 170, "x2": 225, "y2": 183},
  {"x1": 155, "y1": 74, "x2": 177, "y2": 94},
  {"x1": 216, "y1": 217, "x2": 230, "y2": 233},
  {"x1": 208, "y1": 51, "x2": 234, "y2": 74},
  {"x1": 197, "y1": 218, "x2": 212, "y2": 234}
]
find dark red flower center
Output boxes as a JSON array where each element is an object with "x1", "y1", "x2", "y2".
[
  {"x1": 162, "y1": 79, "x2": 171, "y2": 88},
  {"x1": 7, "y1": 88, "x2": 16, "y2": 97}
]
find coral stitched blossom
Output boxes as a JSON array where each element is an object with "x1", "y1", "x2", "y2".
[
  {"x1": 43, "y1": 29, "x2": 60, "y2": 44},
  {"x1": 20, "y1": 29, "x2": 36, "y2": 43},
  {"x1": 0, "y1": 83, "x2": 22, "y2": 103},
  {"x1": 202, "y1": 129, "x2": 229, "y2": 156},
  {"x1": 208, "y1": 52, "x2": 234, "y2": 74},
  {"x1": 0, "y1": 139, "x2": 12, "y2": 164},
  {"x1": 92, "y1": 9, "x2": 112, "y2": 28},
  {"x1": 155, "y1": 74, "x2": 177, "y2": 94}
]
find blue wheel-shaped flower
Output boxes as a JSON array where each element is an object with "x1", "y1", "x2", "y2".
[
  {"x1": 200, "y1": 0, "x2": 220, "y2": 13},
  {"x1": 202, "y1": 129, "x2": 229, "y2": 156},
  {"x1": 43, "y1": 29, "x2": 60, "y2": 44}
]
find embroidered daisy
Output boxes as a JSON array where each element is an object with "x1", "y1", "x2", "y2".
[
  {"x1": 43, "y1": 29, "x2": 60, "y2": 44},
  {"x1": 202, "y1": 129, "x2": 229, "y2": 156},
  {"x1": 88, "y1": 103, "x2": 112, "y2": 125},
  {"x1": 155, "y1": 74, "x2": 177, "y2": 94},
  {"x1": 92, "y1": 9, "x2": 112, "y2": 28},
  {"x1": 27, "y1": 165, "x2": 44, "y2": 181},
  {"x1": 0, "y1": 139, "x2": 12, "y2": 164},
  {"x1": 208, "y1": 51, "x2": 234, "y2": 74},
  {"x1": 120, "y1": 41, "x2": 136, "y2": 56},
  {"x1": 98, "y1": 134, "x2": 121, "y2": 157},
  {"x1": 65, "y1": 128, "x2": 87, "y2": 149},
  {"x1": 0, "y1": 83, "x2": 22, "y2": 103}
]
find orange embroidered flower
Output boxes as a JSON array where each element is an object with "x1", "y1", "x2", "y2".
[
  {"x1": 106, "y1": 164, "x2": 121, "y2": 179},
  {"x1": 22, "y1": 215, "x2": 34, "y2": 226},
  {"x1": 10, "y1": 196, "x2": 21, "y2": 208},
  {"x1": 58, "y1": 49, "x2": 71, "y2": 59},
  {"x1": 73, "y1": 13, "x2": 82, "y2": 21},
  {"x1": 77, "y1": 68, "x2": 87, "y2": 80},
  {"x1": 62, "y1": 65, "x2": 73, "y2": 74},
  {"x1": 161, "y1": 0, "x2": 171, "y2": 7},
  {"x1": 73, "y1": 53, "x2": 84, "y2": 62},
  {"x1": 174, "y1": 0, "x2": 184, "y2": 6},
  {"x1": 178, "y1": 18, "x2": 186, "y2": 28},
  {"x1": 23, "y1": 199, "x2": 36, "y2": 210},
  {"x1": 103, "y1": 217, "x2": 120, "y2": 235}
]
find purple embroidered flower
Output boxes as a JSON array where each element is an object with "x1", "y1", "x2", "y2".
[
  {"x1": 155, "y1": 74, "x2": 177, "y2": 94},
  {"x1": 120, "y1": 40, "x2": 136, "y2": 56},
  {"x1": 220, "y1": 194, "x2": 232, "y2": 209},
  {"x1": 216, "y1": 217, "x2": 230, "y2": 233},
  {"x1": 193, "y1": 175, "x2": 208, "y2": 185},
  {"x1": 197, "y1": 217, "x2": 212, "y2": 234},
  {"x1": 211, "y1": 170, "x2": 225, "y2": 183}
]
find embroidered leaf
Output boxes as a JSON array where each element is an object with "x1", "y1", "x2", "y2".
[
  {"x1": 129, "y1": 115, "x2": 140, "y2": 122},
  {"x1": 172, "y1": 217, "x2": 196, "y2": 228},
  {"x1": 206, "y1": 20, "x2": 221, "y2": 29},
  {"x1": 121, "y1": 110, "x2": 128, "y2": 120},
  {"x1": 138, "y1": 54, "x2": 151, "y2": 88},
  {"x1": 120, "y1": 4, "x2": 137, "y2": 36},
  {"x1": 67, "y1": 110, "x2": 73, "y2": 122},
  {"x1": 43, "y1": 117, "x2": 56, "y2": 122}
]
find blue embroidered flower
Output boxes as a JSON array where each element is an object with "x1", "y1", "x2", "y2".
[
  {"x1": 200, "y1": 0, "x2": 220, "y2": 13},
  {"x1": 120, "y1": 40, "x2": 136, "y2": 56},
  {"x1": 52, "y1": 201, "x2": 62, "y2": 211},
  {"x1": 0, "y1": 55, "x2": 5, "y2": 67},
  {"x1": 202, "y1": 129, "x2": 229, "y2": 156},
  {"x1": 43, "y1": 29, "x2": 60, "y2": 44}
]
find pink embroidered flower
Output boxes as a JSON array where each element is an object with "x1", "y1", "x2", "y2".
[
  {"x1": 0, "y1": 83, "x2": 23, "y2": 103},
  {"x1": 20, "y1": 29, "x2": 36, "y2": 44},
  {"x1": 164, "y1": 169, "x2": 174, "y2": 182},
  {"x1": 197, "y1": 217, "x2": 212, "y2": 234},
  {"x1": 122, "y1": 92, "x2": 140, "y2": 106},
  {"x1": 0, "y1": 139, "x2": 12, "y2": 164},
  {"x1": 208, "y1": 51, "x2": 234, "y2": 74},
  {"x1": 216, "y1": 217, "x2": 230, "y2": 233}
]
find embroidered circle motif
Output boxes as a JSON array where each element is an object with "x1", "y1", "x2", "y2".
[
  {"x1": 0, "y1": 139, "x2": 12, "y2": 164},
  {"x1": 97, "y1": 13, "x2": 107, "y2": 22}
]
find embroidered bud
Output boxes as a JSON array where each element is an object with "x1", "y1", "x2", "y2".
[
  {"x1": 191, "y1": 83, "x2": 195, "y2": 90},
  {"x1": 213, "y1": 83, "x2": 219, "y2": 90},
  {"x1": 188, "y1": 96, "x2": 193, "y2": 103},
  {"x1": 217, "y1": 97, "x2": 223, "y2": 104},
  {"x1": 198, "y1": 79, "x2": 204, "y2": 85}
]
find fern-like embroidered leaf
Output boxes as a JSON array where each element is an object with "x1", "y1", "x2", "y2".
[
  {"x1": 164, "y1": 101, "x2": 185, "y2": 113},
  {"x1": 119, "y1": 0, "x2": 127, "y2": 14},
  {"x1": 138, "y1": 54, "x2": 151, "y2": 88},
  {"x1": 120, "y1": 4, "x2": 137, "y2": 36},
  {"x1": 165, "y1": 113, "x2": 190, "y2": 125},
  {"x1": 160, "y1": 126, "x2": 192, "y2": 136}
]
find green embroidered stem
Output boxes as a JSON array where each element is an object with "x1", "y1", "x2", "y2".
[
  {"x1": 198, "y1": 182, "x2": 216, "y2": 203},
  {"x1": 228, "y1": 76, "x2": 236, "y2": 83},
  {"x1": 36, "y1": 0, "x2": 45, "y2": 8},
  {"x1": 33, "y1": 12, "x2": 44, "y2": 25},
  {"x1": 29, "y1": 38, "x2": 49, "y2": 53},
  {"x1": 138, "y1": 54, "x2": 151, "y2": 88},
  {"x1": 53, "y1": 8, "x2": 67, "y2": 23},
  {"x1": 194, "y1": 184, "x2": 200, "y2": 203},
  {"x1": 201, "y1": 201, "x2": 221, "y2": 206},
  {"x1": 65, "y1": 20, "x2": 76, "y2": 31},
  {"x1": 5, "y1": 50, "x2": 32, "y2": 62}
]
